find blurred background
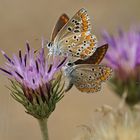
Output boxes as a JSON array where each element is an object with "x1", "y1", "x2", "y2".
[{"x1": 0, "y1": 0, "x2": 140, "y2": 140}]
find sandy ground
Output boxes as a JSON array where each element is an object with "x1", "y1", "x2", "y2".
[{"x1": 0, "y1": 0, "x2": 140, "y2": 140}]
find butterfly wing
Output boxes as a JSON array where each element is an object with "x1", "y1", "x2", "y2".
[
  {"x1": 52, "y1": 8, "x2": 97, "y2": 60},
  {"x1": 64, "y1": 44, "x2": 108, "y2": 92},
  {"x1": 68, "y1": 64, "x2": 112, "y2": 93},
  {"x1": 51, "y1": 14, "x2": 69, "y2": 42},
  {"x1": 54, "y1": 8, "x2": 91, "y2": 41},
  {"x1": 74, "y1": 44, "x2": 108, "y2": 65},
  {"x1": 58, "y1": 32, "x2": 97, "y2": 59}
]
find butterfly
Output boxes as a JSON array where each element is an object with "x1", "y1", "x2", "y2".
[
  {"x1": 47, "y1": 8, "x2": 98, "y2": 60},
  {"x1": 64, "y1": 64, "x2": 112, "y2": 93},
  {"x1": 63, "y1": 44, "x2": 113, "y2": 93}
]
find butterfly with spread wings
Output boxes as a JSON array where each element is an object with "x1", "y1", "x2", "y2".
[{"x1": 47, "y1": 8, "x2": 98, "y2": 60}]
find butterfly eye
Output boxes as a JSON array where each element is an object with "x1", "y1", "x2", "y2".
[
  {"x1": 67, "y1": 62, "x2": 73, "y2": 66},
  {"x1": 47, "y1": 42, "x2": 52, "y2": 48}
]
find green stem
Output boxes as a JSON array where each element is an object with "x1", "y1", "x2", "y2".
[{"x1": 38, "y1": 119, "x2": 49, "y2": 140}]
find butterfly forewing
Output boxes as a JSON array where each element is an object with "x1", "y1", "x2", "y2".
[
  {"x1": 54, "y1": 8, "x2": 91, "y2": 42},
  {"x1": 51, "y1": 14, "x2": 69, "y2": 41},
  {"x1": 74, "y1": 44, "x2": 108, "y2": 65},
  {"x1": 69, "y1": 64, "x2": 112, "y2": 93}
]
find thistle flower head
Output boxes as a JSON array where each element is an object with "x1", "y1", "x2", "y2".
[
  {"x1": 102, "y1": 28, "x2": 140, "y2": 80},
  {"x1": 102, "y1": 28, "x2": 140, "y2": 106},
  {"x1": 0, "y1": 42, "x2": 67, "y2": 119}
]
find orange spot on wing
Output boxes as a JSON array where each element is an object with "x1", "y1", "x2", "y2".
[
  {"x1": 90, "y1": 43, "x2": 94, "y2": 47},
  {"x1": 82, "y1": 17, "x2": 87, "y2": 22},
  {"x1": 87, "y1": 46, "x2": 93, "y2": 50},
  {"x1": 81, "y1": 14, "x2": 86, "y2": 19},
  {"x1": 86, "y1": 35, "x2": 91, "y2": 40},
  {"x1": 85, "y1": 50, "x2": 90, "y2": 54},
  {"x1": 82, "y1": 22, "x2": 88, "y2": 27},
  {"x1": 83, "y1": 27, "x2": 88, "y2": 31},
  {"x1": 90, "y1": 39, "x2": 94, "y2": 43},
  {"x1": 87, "y1": 46, "x2": 91, "y2": 50},
  {"x1": 81, "y1": 32, "x2": 86, "y2": 37},
  {"x1": 100, "y1": 76, "x2": 105, "y2": 80},
  {"x1": 77, "y1": 87, "x2": 100, "y2": 93},
  {"x1": 80, "y1": 53, "x2": 87, "y2": 59},
  {"x1": 81, "y1": 49, "x2": 91, "y2": 55}
]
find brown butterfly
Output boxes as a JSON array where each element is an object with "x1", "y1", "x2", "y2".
[
  {"x1": 47, "y1": 8, "x2": 98, "y2": 60},
  {"x1": 49, "y1": 11, "x2": 108, "y2": 64},
  {"x1": 64, "y1": 64, "x2": 112, "y2": 93},
  {"x1": 64, "y1": 44, "x2": 110, "y2": 92}
]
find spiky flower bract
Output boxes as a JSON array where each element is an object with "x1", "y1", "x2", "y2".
[
  {"x1": 102, "y1": 28, "x2": 140, "y2": 106},
  {"x1": 0, "y1": 42, "x2": 67, "y2": 119}
]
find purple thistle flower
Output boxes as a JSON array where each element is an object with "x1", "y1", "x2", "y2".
[
  {"x1": 102, "y1": 28, "x2": 140, "y2": 80},
  {"x1": 0, "y1": 42, "x2": 67, "y2": 119},
  {"x1": 102, "y1": 28, "x2": 140, "y2": 106}
]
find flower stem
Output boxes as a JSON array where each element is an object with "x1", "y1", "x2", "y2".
[{"x1": 38, "y1": 119, "x2": 49, "y2": 140}]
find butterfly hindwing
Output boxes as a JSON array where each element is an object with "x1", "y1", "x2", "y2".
[
  {"x1": 64, "y1": 44, "x2": 110, "y2": 92},
  {"x1": 74, "y1": 44, "x2": 108, "y2": 65},
  {"x1": 69, "y1": 64, "x2": 112, "y2": 93},
  {"x1": 58, "y1": 32, "x2": 97, "y2": 59},
  {"x1": 51, "y1": 14, "x2": 69, "y2": 41}
]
